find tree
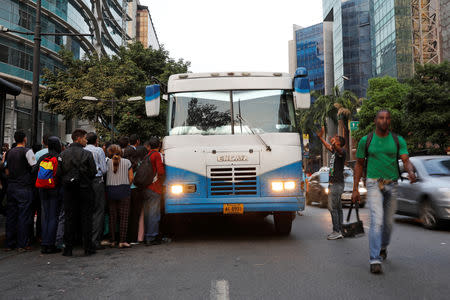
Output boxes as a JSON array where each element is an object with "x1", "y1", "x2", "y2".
[
  {"x1": 41, "y1": 42, "x2": 190, "y2": 141},
  {"x1": 403, "y1": 62, "x2": 450, "y2": 154},
  {"x1": 352, "y1": 76, "x2": 410, "y2": 141}
]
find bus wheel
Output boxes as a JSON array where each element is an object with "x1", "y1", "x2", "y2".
[{"x1": 274, "y1": 212, "x2": 293, "y2": 235}]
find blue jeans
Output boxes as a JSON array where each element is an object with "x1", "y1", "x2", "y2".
[
  {"x1": 6, "y1": 183, "x2": 33, "y2": 249},
  {"x1": 143, "y1": 189, "x2": 161, "y2": 241},
  {"x1": 328, "y1": 182, "x2": 344, "y2": 232},
  {"x1": 367, "y1": 178, "x2": 397, "y2": 264},
  {"x1": 40, "y1": 188, "x2": 63, "y2": 246}
]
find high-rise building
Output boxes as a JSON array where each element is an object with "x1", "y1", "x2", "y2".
[
  {"x1": 440, "y1": 0, "x2": 450, "y2": 61},
  {"x1": 292, "y1": 23, "x2": 325, "y2": 95},
  {"x1": 0, "y1": 0, "x2": 137, "y2": 145},
  {"x1": 322, "y1": 0, "x2": 371, "y2": 97},
  {"x1": 136, "y1": 4, "x2": 160, "y2": 50}
]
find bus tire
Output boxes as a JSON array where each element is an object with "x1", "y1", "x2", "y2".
[{"x1": 274, "y1": 212, "x2": 293, "y2": 235}]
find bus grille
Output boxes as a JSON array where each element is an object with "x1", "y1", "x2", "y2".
[{"x1": 208, "y1": 166, "x2": 259, "y2": 196}]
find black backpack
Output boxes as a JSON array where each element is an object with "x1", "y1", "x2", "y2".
[
  {"x1": 133, "y1": 151, "x2": 157, "y2": 188},
  {"x1": 364, "y1": 131, "x2": 402, "y2": 180}
]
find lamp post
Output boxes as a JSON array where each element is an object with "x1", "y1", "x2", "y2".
[{"x1": 82, "y1": 96, "x2": 143, "y2": 141}]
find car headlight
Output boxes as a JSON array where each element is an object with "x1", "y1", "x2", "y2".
[
  {"x1": 284, "y1": 181, "x2": 296, "y2": 191},
  {"x1": 438, "y1": 187, "x2": 450, "y2": 199},
  {"x1": 170, "y1": 184, "x2": 197, "y2": 195},
  {"x1": 325, "y1": 187, "x2": 329, "y2": 194},
  {"x1": 171, "y1": 185, "x2": 183, "y2": 195},
  {"x1": 271, "y1": 181, "x2": 284, "y2": 192}
]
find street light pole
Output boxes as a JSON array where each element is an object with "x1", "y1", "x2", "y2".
[
  {"x1": 111, "y1": 99, "x2": 115, "y2": 142},
  {"x1": 30, "y1": 0, "x2": 41, "y2": 147}
]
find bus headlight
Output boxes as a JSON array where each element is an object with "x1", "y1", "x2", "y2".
[
  {"x1": 171, "y1": 185, "x2": 183, "y2": 195},
  {"x1": 271, "y1": 181, "x2": 284, "y2": 192},
  {"x1": 284, "y1": 181, "x2": 296, "y2": 191}
]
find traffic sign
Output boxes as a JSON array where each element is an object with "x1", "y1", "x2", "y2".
[{"x1": 350, "y1": 121, "x2": 359, "y2": 131}]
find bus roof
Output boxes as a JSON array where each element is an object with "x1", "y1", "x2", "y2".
[{"x1": 167, "y1": 72, "x2": 293, "y2": 93}]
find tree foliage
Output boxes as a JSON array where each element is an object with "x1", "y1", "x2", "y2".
[{"x1": 41, "y1": 42, "x2": 190, "y2": 141}]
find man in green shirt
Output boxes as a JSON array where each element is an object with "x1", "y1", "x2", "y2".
[{"x1": 352, "y1": 110, "x2": 416, "y2": 274}]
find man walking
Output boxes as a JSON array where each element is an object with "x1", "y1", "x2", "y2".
[
  {"x1": 85, "y1": 132, "x2": 107, "y2": 250},
  {"x1": 57, "y1": 129, "x2": 97, "y2": 256},
  {"x1": 352, "y1": 110, "x2": 416, "y2": 274},
  {"x1": 4, "y1": 131, "x2": 36, "y2": 251},
  {"x1": 143, "y1": 137, "x2": 165, "y2": 245},
  {"x1": 317, "y1": 127, "x2": 346, "y2": 240}
]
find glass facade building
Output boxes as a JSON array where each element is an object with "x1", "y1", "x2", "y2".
[
  {"x1": 295, "y1": 23, "x2": 325, "y2": 95},
  {"x1": 370, "y1": 0, "x2": 413, "y2": 79},
  {"x1": 342, "y1": 0, "x2": 372, "y2": 98},
  {"x1": 0, "y1": 0, "x2": 135, "y2": 145}
]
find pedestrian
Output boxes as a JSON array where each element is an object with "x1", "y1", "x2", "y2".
[
  {"x1": 4, "y1": 131, "x2": 37, "y2": 252},
  {"x1": 36, "y1": 136, "x2": 63, "y2": 254},
  {"x1": 57, "y1": 129, "x2": 97, "y2": 256},
  {"x1": 118, "y1": 136, "x2": 130, "y2": 153},
  {"x1": 35, "y1": 134, "x2": 50, "y2": 161},
  {"x1": 127, "y1": 146, "x2": 148, "y2": 243},
  {"x1": 85, "y1": 132, "x2": 107, "y2": 250},
  {"x1": 316, "y1": 126, "x2": 346, "y2": 240},
  {"x1": 106, "y1": 144, "x2": 133, "y2": 248},
  {"x1": 143, "y1": 137, "x2": 165, "y2": 246},
  {"x1": 352, "y1": 109, "x2": 416, "y2": 274}
]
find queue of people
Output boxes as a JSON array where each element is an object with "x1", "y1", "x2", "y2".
[{"x1": 1, "y1": 129, "x2": 165, "y2": 256}]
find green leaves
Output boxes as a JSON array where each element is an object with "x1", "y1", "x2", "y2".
[{"x1": 40, "y1": 42, "x2": 190, "y2": 141}]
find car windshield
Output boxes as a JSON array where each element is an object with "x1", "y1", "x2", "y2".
[
  {"x1": 168, "y1": 90, "x2": 296, "y2": 135},
  {"x1": 423, "y1": 158, "x2": 450, "y2": 176},
  {"x1": 344, "y1": 169, "x2": 353, "y2": 183}
]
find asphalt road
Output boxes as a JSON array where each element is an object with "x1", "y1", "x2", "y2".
[{"x1": 0, "y1": 206, "x2": 449, "y2": 300}]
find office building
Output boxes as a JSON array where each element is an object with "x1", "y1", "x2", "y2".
[{"x1": 136, "y1": 4, "x2": 160, "y2": 50}]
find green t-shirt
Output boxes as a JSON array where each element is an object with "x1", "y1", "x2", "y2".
[{"x1": 356, "y1": 132, "x2": 408, "y2": 180}]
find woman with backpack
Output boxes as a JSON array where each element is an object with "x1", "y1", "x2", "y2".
[
  {"x1": 36, "y1": 136, "x2": 63, "y2": 254},
  {"x1": 106, "y1": 144, "x2": 134, "y2": 248}
]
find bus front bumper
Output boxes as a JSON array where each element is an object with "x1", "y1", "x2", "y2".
[{"x1": 165, "y1": 196, "x2": 305, "y2": 214}]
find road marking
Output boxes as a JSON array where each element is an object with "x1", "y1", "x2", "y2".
[{"x1": 210, "y1": 280, "x2": 229, "y2": 300}]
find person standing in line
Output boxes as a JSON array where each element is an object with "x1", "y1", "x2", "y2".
[
  {"x1": 352, "y1": 110, "x2": 416, "y2": 274},
  {"x1": 36, "y1": 136, "x2": 63, "y2": 254},
  {"x1": 85, "y1": 132, "x2": 107, "y2": 250},
  {"x1": 106, "y1": 144, "x2": 133, "y2": 248},
  {"x1": 57, "y1": 129, "x2": 97, "y2": 256},
  {"x1": 317, "y1": 126, "x2": 347, "y2": 240},
  {"x1": 35, "y1": 134, "x2": 50, "y2": 162},
  {"x1": 4, "y1": 131, "x2": 36, "y2": 252},
  {"x1": 143, "y1": 137, "x2": 165, "y2": 246}
]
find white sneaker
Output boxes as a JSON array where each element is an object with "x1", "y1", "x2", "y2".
[{"x1": 327, "y1": 231, "x2": 343, "y2": 240}]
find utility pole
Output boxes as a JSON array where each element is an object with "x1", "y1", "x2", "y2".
[{"x1": 30, "y1": 0, "x2": 42, "y2": 147}]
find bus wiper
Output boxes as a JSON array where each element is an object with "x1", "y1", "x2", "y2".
[{"x1": 236, "y1": 113, "x2": 271, "y2": 152}]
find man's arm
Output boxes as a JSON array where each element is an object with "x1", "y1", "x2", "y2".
[
  {"x1": 155, "y1": 152, "x2": 165, "y2": 182},
  {"x1": 351, "y1": 158, "x2": 365, "y2": 203},
  {"x1": 98, "y1": 149, "x2": 107, "y2": 175},
  {"x1": 25, "y1": 149, "x2": 37, "y2": 167},
  {"x1": 86, "y1": 152, "x2": 97, "y2": 179},
  {"x1": 400, "y1": 154, "x2": 417, "y2": 183},
  {"x1": 316, "y1": 126, "x2": 333, "y2": 152}
]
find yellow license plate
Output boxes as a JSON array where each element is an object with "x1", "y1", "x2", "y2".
[{"x1": 223, "y1": 204, "x2": 244, "y2": 215}]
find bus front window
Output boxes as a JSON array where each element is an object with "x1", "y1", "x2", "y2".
[{"x1": 169, "y1": 90, "x2": 296, "y2": 135}]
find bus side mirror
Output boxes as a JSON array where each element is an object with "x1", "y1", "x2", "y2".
[
  {"x1": 293, "y1": 67, "x2": 311, "y2": 109},
  {"x1": 145, "y1": 84, "x2": 160, "y2": 117}
]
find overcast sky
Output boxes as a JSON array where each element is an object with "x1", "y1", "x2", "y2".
[{"x1": 142, "y1": 0, "x2": 323, "y2": 73}]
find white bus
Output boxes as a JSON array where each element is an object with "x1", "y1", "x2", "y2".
[{"x1": 145, "y1": 68, "x2": 311, "y2": 234}]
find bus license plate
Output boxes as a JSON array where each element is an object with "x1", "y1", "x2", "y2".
[{"x1": 223, "y1": 204, "x2": 244, "y2": 215}]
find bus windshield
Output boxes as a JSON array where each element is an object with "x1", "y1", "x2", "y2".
[{"x1": 169, "y1": 90, "x2": 296, "y2": 135}]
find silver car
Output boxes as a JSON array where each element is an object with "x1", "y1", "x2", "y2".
[{"x1": 397, "y1": 156, "x2": 450, "y2": 229}]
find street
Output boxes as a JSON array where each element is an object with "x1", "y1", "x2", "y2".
[{"x1": 0, "y1": 206, "x2": 449, "y2": 300}]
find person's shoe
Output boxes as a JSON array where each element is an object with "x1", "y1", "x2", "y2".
[
  {"x1": 380, "y1": 248, "x2": 387, "y2": 260},
  {"x1": 119, "y1": 242, "x2": 131, "y2": 248},
  {"x1": 145, "y1": 238, "x2": 162, "y2": 246},
  {"x1": 100, "y1": 240, "x2": 112, "y2": 247},
  {"x1": 3, "y1": 247, "x2": 16, "y2": 252},
  {"x1": 41, "y1": 246, "x2": 50, "y2": 254},
  {"x1": 47, "y1": 246, "x2": 62, "y2": 254},
  {"x1": 327, "y1": 231, "x2": 343, "y2": 240},
  {"x1": 18, "y1": 246, "x2": 32, "y2": 253},
  {"x1": 94, "y1": 244, "x2": 106, "y2": 250},
  {"x1": 370, "y1": 263, "x2": 383, "y2": 274},
  {"x1": 84, "y1": 249, "x2": 96, "y2": 256},
  {"x1": 62, "y1": 248, "x2": 73, "y2": 257}
]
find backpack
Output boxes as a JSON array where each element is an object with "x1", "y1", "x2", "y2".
[
  {"x1": 364, "y1": 132, "x2": 402, "y2": 180},
  {"x1": 35, "y1": 156, "x2": 58, "y2": 189},
  {"x1": 133, "y1": 151, "x2": 156, "y2": 188}
]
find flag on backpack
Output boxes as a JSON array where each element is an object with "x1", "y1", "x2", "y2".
[{"x1": 35, "y1": 156, "x2": 58, "y2": 189}]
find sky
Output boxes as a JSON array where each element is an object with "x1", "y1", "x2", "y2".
[{"x1": 142, "y1": 0, "x2": 323, "y2": 73}]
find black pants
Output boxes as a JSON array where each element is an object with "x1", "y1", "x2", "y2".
[
  {"x1": 128, "y1": 188, "x2": 143, "y2": 242},
  {"x1": 91, "y1": 177, "x2": 105, "y2": 246},
  {"x1": 63, "y1": 185, "x2": 93, "y2": 251}
]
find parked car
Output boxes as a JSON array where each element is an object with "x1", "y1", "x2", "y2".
[
  {"x1": 305, "y1": 167, "x2": 367, "y2": 208},
  {"x1": 396, "y1": 156, "x2": 450, "y2": 229}
]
